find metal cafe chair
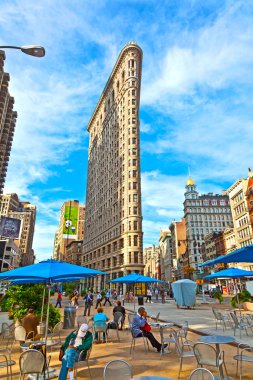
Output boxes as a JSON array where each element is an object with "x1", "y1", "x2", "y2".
[
  {"x1": 174, "y1": 332, "x2": 196, "y2": 378},
  {"x1": 188, "y1": 368, "x2": 215, "y2": 380},
  {"x1": 73, "y1": 346, "x2": 93, "y2": 379},
  {"x1": 193, "y1": 342, "x2": 229, "y2": 380},
  {"x1": 19, "y1": 349, "x2": 47, "y2": 380},
  {"x1": 0, "y1": 352, "x2": 16, "y2": 380},
  {"x1": 212, "y1": 308, "x2": 230, "y2": 331},
  {"x1": 233, "y1": 343, "x2": 253, "y2": 380},
  {"x1": 103, "y1": 359, "x2": 133, "y2": 380},
  {"x1": 129, "y1": 328, "x2": 149, "y2": 354},
  {"x1": 230, "y1": 311, "x2": 253, "y2": 338}
]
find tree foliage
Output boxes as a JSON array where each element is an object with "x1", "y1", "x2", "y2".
[{"x1": 0, "y1": 284, "x2": 61, "y2": 327}]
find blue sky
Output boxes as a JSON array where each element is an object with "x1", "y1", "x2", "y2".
[{"x1": 1, "y1": 0, "x2": 253, "y2": 260}]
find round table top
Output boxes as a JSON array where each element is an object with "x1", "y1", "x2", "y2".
[
  {"x1": 150, "y1": 322, "x2": 174, "y2": 328},
  {"x1": 199, "y1": 335, "x2": 236, "y2": 344},
  {"x1": 130, "y1": 377, "x2": 174, "y2": 380},
  {"x1": 21, "y1": 339, "x2": 59, "y2": 350}
]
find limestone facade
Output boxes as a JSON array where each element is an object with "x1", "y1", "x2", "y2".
[{"x1": 83, "y1": 42, "x2": 144, "y2": 290}]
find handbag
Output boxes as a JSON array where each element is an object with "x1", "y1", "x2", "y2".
[{"x1": 140, "y1": 322, "x2": 151, "y2": 332}]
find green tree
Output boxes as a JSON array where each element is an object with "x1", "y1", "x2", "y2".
[{"x1": 0, "y1": 284, "x2": 60, "y2": 327}]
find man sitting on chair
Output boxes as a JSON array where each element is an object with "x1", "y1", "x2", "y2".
[
  {"x1": 59, "y1": 323, "x2": 92, "y2": 380},
  {"x1": 132, "y1": 307, "x2": 167, "y2": 353}
]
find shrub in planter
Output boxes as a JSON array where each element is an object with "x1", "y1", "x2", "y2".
[
  {"x1": 213, "y1": 290, "x2": 224, "y2": 304},
  {"x1": 230, "y1": 290, "x2": 253, "y2": 308}
]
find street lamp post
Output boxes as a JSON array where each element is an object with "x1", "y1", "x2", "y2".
[{"x1": 0, "y1": 45, "x2": 45, "y2": 57}]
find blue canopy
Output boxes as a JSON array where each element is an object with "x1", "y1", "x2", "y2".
[
  {"x1": 109, "y1": 273, "x2": 163, "y2": 284},
  {"x1": 198, "y1": 256, "x2": 225, "y2": 268},
  {"x1": 171, "y1": 279, "x2": 197, "y2": 307},
  {"x1": 204, "y1": 267, "x2": 253, "y2": 279},
  {"x1": 200, "y1": 245, "x2": 253, "y2": 267},
  {"x1": 0, "y1": 259, "x2": 106, "y2": 283}
]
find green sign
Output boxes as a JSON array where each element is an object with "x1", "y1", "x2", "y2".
[{"x1": 63, "y1": 205, "x2": 78, "y2": 239}]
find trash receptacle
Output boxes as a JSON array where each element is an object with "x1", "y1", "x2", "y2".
[
  {"x1": 63, "y1": 306, "x2": 76, "y2": 329},
  {"x1": 138, "y1": 295, "x2": 144, "y2": 305}
]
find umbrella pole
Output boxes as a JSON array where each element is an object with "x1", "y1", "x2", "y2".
[
  {"x1": 45, "y1": 285, "x2": 50, "y2": 343},
  {"x1": 41, "y1": 285, "x2": 46, "y2": 323},
  {"x1": 134, "y1": 284, "x2": 136, "y2": 312}
]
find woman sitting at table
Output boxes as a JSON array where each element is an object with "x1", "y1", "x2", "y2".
[{"x1": 58, "y1": 323, "x2": 92, "y2": 380}]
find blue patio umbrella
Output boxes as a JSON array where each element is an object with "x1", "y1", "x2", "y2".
[
  {"x1": 0, "y1": 259, "x2": 106, "y2": 340},
  {"x1": 200, "y1": 245, "x2": 253, "y2": 267},
  {"x1": 109, "y1": 273, "x2": 163, "y2": 310},
  {"x1": 204, "y1": 267, "x2": 253, "y2": 279}
]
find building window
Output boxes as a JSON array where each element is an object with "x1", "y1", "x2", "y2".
[
  {"x1": 134, "y1": 251, "x2": 138, "y2": 263},
  {"x1": 134, "y1": 235, "x2": 138, "y2": 246}
]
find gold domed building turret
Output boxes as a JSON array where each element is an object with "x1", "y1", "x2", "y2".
[{"x1": 186, "y1": 177, "x2": 195, "y2": 186}]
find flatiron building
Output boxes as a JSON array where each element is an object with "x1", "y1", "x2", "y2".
[{"x1": 83, "y1": 42, "x2": 144, "y2": 290}]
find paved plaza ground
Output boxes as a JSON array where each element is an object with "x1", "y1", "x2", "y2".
[{"x1": 0, "y1": 295, "x2": 253, "y2": 379}]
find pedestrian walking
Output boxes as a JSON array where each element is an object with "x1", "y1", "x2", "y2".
[
  {"x1": 155, "y1": 288, "x2": 159, "y2": 301},
  {"x1": 55, "y1": 291, "x2": 62, "y2": 308},
  {"x1": 95, "y1": 292, "x2": 102, "y2": 309},
  {"x1": 146, "y1": 288, "x2": 152, "y2": 303},
  {"x1": 103, "y1": 290, "x2": 112, "y2": 306},
  {"x1": 83, "y1": 290, "x2": 93, "y2": 316}
]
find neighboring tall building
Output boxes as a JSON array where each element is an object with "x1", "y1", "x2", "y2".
[
  {"x1": 0, "y1": 193, "x2": 36, "y2": 266},
  {"x1": 183, "y1": 178, "x2": 233, "y2": 273},
  {"x1": 53, "y1": 200, "x2": 85, "y2": 261},
  {"x1": 169, "y1": 218, "x2": 186, "y2": 279},
  {"x1": 0, "y1": 50, "x2": 17, "y2": 194},
  {"x1": 158, "y1": 230, "x2": 172, "y2": 282},
  {"x1": 83, "y1": 42, "x2": 143, "y2": 290},
  {"x1": 143, "y1": 245, "x2": 159, "y2": 279},
  {"x1": 227, "y1": 169, "x2": 253, "y2": 249}
]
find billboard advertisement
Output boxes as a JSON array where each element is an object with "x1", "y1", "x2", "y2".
[
  {"x1": 63, "y1": 205, "x2": 78, "y2": 239},
  {"x1": 0, "y1": 216, "x2": 21, "y2": 239}
]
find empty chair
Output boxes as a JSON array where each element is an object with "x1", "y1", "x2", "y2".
[
  {"x1": 160, "y1": 327, "x2": 177, "y2": 356},
  {"x1": 188, "y1": 368, "x2": 215, "y2": 380},
  {"x1": 177, "y1": 321, "x2": 189, "y2": 342},
  {"x1": 212, "y1": 308, "x2": 230, "y2": 331},
  {"x1": 174, "y1": 333, "x2": 196, "y2": 378},
  {"x1": 233, "y1": 343, "x2": 253, "y2": 380},
  {"x1": 150, "y1": 312, "x2": 160, "y2": 322},
  {"x1": 0, "y1": 352, "x2": 16, "y2": 380},
  {"x1": 73, "y1": 346, "x2": 92, "y2": 379},
  {"x1": 103, "y1": 359, "x2": 133, "y2": 380},
  {"x1": 47, "y1": 320, "x2": 64, "y2": 344},
  {"x1": 193, "y1": 342, "x2": 228, "y2": 379},
  {"x1": 230, "y1": 311, "x2": 253, "y2": 338},
  {"x1": 19, "y1": 349, "x2": 46, "y2": 380},
  {"x1": 77, "y1": 316, "x2": 88, "y2": 328},
  {"x1": 14, "y1": 326, "x2": 28, "y2": 344}
]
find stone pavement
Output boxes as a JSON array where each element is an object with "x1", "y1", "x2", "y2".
[
  {"x1": 125, "y1": 295, "x2": 253, "y2": 346},
  {"x1": 0, "y1": 297, "x2": 253, "y2": 379}
]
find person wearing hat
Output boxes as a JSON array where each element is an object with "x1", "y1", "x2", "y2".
[{"x1": 58, "y1": 323, "x2": 93, "y2": 380}]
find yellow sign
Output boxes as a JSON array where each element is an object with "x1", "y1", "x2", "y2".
[{"x1": 196, "y1": 279, "x2": 204, "y2": 285}]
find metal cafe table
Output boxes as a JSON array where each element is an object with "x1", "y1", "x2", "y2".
[
  {"x1": 150, "y1": 322, "x2": 174, "y2": 355},
  {"x1": 199, "y1": 335, "x2": 236, "y2": 380}
]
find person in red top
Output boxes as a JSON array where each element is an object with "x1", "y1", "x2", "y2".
[{"x1": 55, "y1": 291, "x2": 62, "y2": 308}]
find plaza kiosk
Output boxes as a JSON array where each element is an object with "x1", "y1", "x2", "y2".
[{"x1": 172, "y1": 279, "x2": 197, "y2": 308}]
